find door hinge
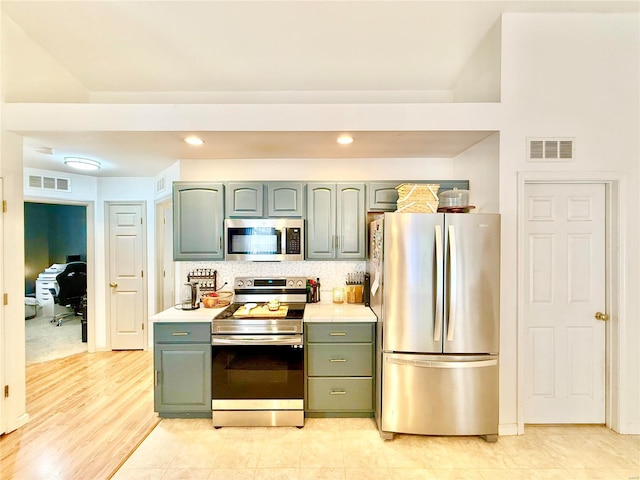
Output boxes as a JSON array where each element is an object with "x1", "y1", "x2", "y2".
[
  {"x1": 140, "y1": 218, "x2": 143, "y2": 225},
  {"x1": 3, "y1": 293, "x2": 7, "y2": 306},
  {"x1": 142, "y1": 323, "x2": 145, "y2": 331},
  {"x1": 2, "y1": 200, "x2": 6, "y2": 213},
  {"x1": 141, "y1": 270, "x2": 144, "y2": 278},
  {"x1": 4, "y1": 385, "x2": 9, "y2": 398}
]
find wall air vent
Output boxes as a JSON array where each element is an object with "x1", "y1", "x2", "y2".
[
  {"x1": 156, "y1": 176, "x2": 166, "y2": 194},
  {"x1": 527, "y1": 138, "x2": 575, "y2": 161},
  {"x1": 26, "y1": 174, "x2": 71, "y2": 192}
]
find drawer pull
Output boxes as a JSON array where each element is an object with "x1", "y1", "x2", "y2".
[
  {"x1": 330, "y1": 358, "x2": 347, "y2": 363},
  {"x1": 171, "y1": 332, "x2": 190, "y2": 336},
  {"x1": 329, "y1": 332, "x2": 346, "y2": 336},
  {"x1": 330, "y1": 390, "x2": 347, "y2": 395}
]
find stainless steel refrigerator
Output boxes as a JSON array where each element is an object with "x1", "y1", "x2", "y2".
[{"x1": 369, "y1": 212, "x2": 500, "y2": 441}]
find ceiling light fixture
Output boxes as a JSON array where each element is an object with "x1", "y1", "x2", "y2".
[
  {"x1": 184, "y1": 136, "x2": 204, "y2": 146},
  {"x1": 64, "y1": 157, "x2": 101, "y2": 171},
  {"x1": 337, "y1": 134, "x2": 354, "y2": 145}
]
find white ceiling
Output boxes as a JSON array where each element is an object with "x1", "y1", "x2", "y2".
[{"x1": 2, "y1": 1, "x2": 636, "y2": 177}]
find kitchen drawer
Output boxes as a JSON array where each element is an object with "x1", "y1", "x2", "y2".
[
  {"x1": 307, "y1": 377, "x2": 373, "y2": 411},
  {"x1": 307, "y1": 344, "x2": 372, "y2": 376},
  {"x1": 154, "y1": 322, "x2": 211, "y2": 344},
  {"x1": 306, "y1": 323, "x2": 373, "y2": 343}
]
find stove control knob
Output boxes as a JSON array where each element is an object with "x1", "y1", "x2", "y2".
[
  {"x1": 288, "y1": 280, "x2": 294, "y2": 286},
  {"x1": 296, "y1": 280, "x2": 303, "y2": 287},
  {"x1": 237, "y1": 280, "x2": 244, "y2": 287},
  {"x1": 246, "y1": 280, "x2": 252, "y2": 286}
]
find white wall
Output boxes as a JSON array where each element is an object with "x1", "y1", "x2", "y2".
[
  {"x1": 499, "y1": 13, "x2": 639, "y2": 433},
  {"x1": 453, "y1": 17, "x2": 502, "y2": 103},
  {"x1": 452, "y1": 132, "x2": 500, "y2": 213},
  {"x1": 1, "y1": 14, "x2": 89, "y2": 103},
  {"x1": 96, "y1": 177, "x2": 155, "y2": 349},
  {"x1": 180, "y1": 157, "x2": 456, "y2": 183}
]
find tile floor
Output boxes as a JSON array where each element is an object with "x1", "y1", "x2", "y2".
[{"x1": 112, "y1": 418, "x2": 639, "y2": 480}]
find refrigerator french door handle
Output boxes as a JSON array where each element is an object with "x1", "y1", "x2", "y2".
[
  {"x1": 447, "y1": 224, "x2": 457, "y2": 342},
  {"x1": 434, "y1": 224, "x2": 443, "y2": 342}
]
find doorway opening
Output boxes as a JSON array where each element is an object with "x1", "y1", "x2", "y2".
[{"x1": 24, "y1": 201, "x2": 88, "y2": 364}]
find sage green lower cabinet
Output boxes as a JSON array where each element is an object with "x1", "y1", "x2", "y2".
[
  {"x1": 305, "y1": 322, "x2": 374, "y2": 417},
  {"x1": 154, "y1": 322, "x2": 212, "y2": 418}
]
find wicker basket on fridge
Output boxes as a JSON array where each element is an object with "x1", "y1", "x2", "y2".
[{"x1": 395, "y1": 183, "x2": 440, "y2": 213}]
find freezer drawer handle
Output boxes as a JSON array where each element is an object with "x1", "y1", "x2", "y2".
[{"x1": 386, "y1": 357, "x2": 498, "y2": 369}]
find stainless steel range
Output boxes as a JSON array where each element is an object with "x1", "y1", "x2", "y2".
[{"x1": 211, "y1": 276, "x2": 307, "y2": 427}]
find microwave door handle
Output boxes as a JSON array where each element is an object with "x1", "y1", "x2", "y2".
[{"x1": 434, "y1": 224, "x2": 443, "y2": 342}]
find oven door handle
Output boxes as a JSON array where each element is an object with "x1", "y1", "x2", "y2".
[{"x1": 212, "y1": 335, "x2": 303, "y2": 346}]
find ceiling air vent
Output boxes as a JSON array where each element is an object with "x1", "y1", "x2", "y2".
[
  {"x1": 527, "y1": 138, "x2": 575, "y2": 161},
  {"x1": 27, "y1": 174, "x2": 71, "y2": 192}
]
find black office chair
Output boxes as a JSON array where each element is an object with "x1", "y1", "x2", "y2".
[{"x1": 49, "y1": 262, "x2": 87, "y2": 326}]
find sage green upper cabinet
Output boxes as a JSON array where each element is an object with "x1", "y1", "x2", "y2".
[
  {"x1": 226, "y1": 183, "x2": 264, "y2": 217},
  {"x1": 306, "y1": 183, "x2": 365, "y2": 260},
  {"x1": 173, "y1": 182, "x2": 224, "y2": 261},
  {"x1": 267, "y1": 182, "x2": 303, "y2": 217},
  {"x1": 366, "y1": 180, "x2": 471, "y2": 212},
  {"x1": 367, "y1": 182, "x2": 400, "y2": 211}
]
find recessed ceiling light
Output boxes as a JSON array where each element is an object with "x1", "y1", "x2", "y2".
[
  {"x1": 64, "y1": 157, "x2": 101, "y2": 171},
  {"x1": 184, "y1": 136, "x2": 204, "y2": 146},
  {"x1": 337, "y1": 134, "x2": 354, "y2": 145}
]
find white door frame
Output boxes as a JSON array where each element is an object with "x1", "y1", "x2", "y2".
[
  {"x1": 23, "y1": 196, "x2": 96, "y2": 354},
  {"x1": 105, "y1": 200, "x2": 148, "y2": 350},
  {"x1": 154, "y1": 196, "x2": 173, "y2": 314},
  {"x1": 517, "y1": 171, "x2": 623, "y2": 434}
]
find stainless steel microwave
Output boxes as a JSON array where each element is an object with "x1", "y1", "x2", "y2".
[{"x1": 224, "y1": 218, "x2": 304, "y2": 261}]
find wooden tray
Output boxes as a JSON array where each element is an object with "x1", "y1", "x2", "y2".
[{"x1": 233, "y1": 305, "x2": 289, "y2": 318}]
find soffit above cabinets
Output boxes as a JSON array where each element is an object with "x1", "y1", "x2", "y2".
[{"x1": 20, "y1": 130, "x2": 498, "y2": 178}]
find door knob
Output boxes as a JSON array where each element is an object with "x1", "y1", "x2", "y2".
[
  {"x1": 595, "y1": 312, "x2": 609, "y2": 321},
  {"x1": 109, "y1": 282, "x2": 118, "y2": 288}
]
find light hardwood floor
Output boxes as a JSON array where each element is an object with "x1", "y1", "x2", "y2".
[{"x1": 0, "y1": 350, "x2": 159, "y2": 480}]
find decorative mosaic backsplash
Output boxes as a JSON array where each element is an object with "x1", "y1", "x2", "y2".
[{"x1": 179, "y1": 261, "x2": 366, "y2": 296}]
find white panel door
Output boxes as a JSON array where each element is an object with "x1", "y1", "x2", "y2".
[
  {"x1": 524, "y1": 183, "x2": 606, "y2": 423},
  {"x1": 0, "y1": 178, "x2": 5, "y2": 434},
  {"x1": 108, "y1": 203, "x2": 146, "y2": 350},
  {"x1": 162, "y1": 203, "x2": 174, "y2": 310}
]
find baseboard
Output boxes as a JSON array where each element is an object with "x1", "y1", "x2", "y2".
[
  {"x1": 622, "y1": 422, "x2": 640, "y2": 435},
  {"x1": 498, "y1": 423, "x2": 519, "y2": 436},
  {"x1": 6, "y1": 412, "x2": 30, "y2": 434}
]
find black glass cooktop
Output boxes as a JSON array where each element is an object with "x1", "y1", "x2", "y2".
[{"x1": 214, "y1": 302, "x2": 306, "y2": 320}]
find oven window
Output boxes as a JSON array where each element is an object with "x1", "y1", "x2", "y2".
[
  {"x1": 212, "y1": 345, "x2": 303, "y2": 399},
  {"x1": 227, "y1": 227, "x2": 282, "y2": 255}
]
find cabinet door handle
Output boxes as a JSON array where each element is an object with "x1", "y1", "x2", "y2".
[
  {"x1": 219, "y1": 236, "x2": 222, "y2": 250},
  {"x1": 154, "y1": 370, "x2": 158, "y2": 387},
  {"x1": 172, "y1": 332, "x2": 190, "y2": 336},
  {"x1": 329, "y1": 332, "x2": 346, "y2": 336},
  {"x1": 330, "y1": 390, "x2": 347, "y2": 395},
  {"x1": 330, "y1": 358, "x2": 347, "y2": 362}
]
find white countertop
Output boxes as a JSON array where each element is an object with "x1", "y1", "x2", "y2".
[
  {"x1": 150, "y1": 301, "x2": 377, "y2": 324},
  {"x1": 303, "y1": 301, "x2": 377, "y2": 323},
  {"x1": 150, "y1": 305, "x2": 227, "y2": 323}
]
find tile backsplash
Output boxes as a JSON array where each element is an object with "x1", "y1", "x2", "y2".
[{"x1": 180, "y1": 261, "x2": 366, "y2": 296}]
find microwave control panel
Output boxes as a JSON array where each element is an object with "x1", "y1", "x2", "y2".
[{"x1": 285, "y1": 227, "x2": 302, "y2": 254}]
